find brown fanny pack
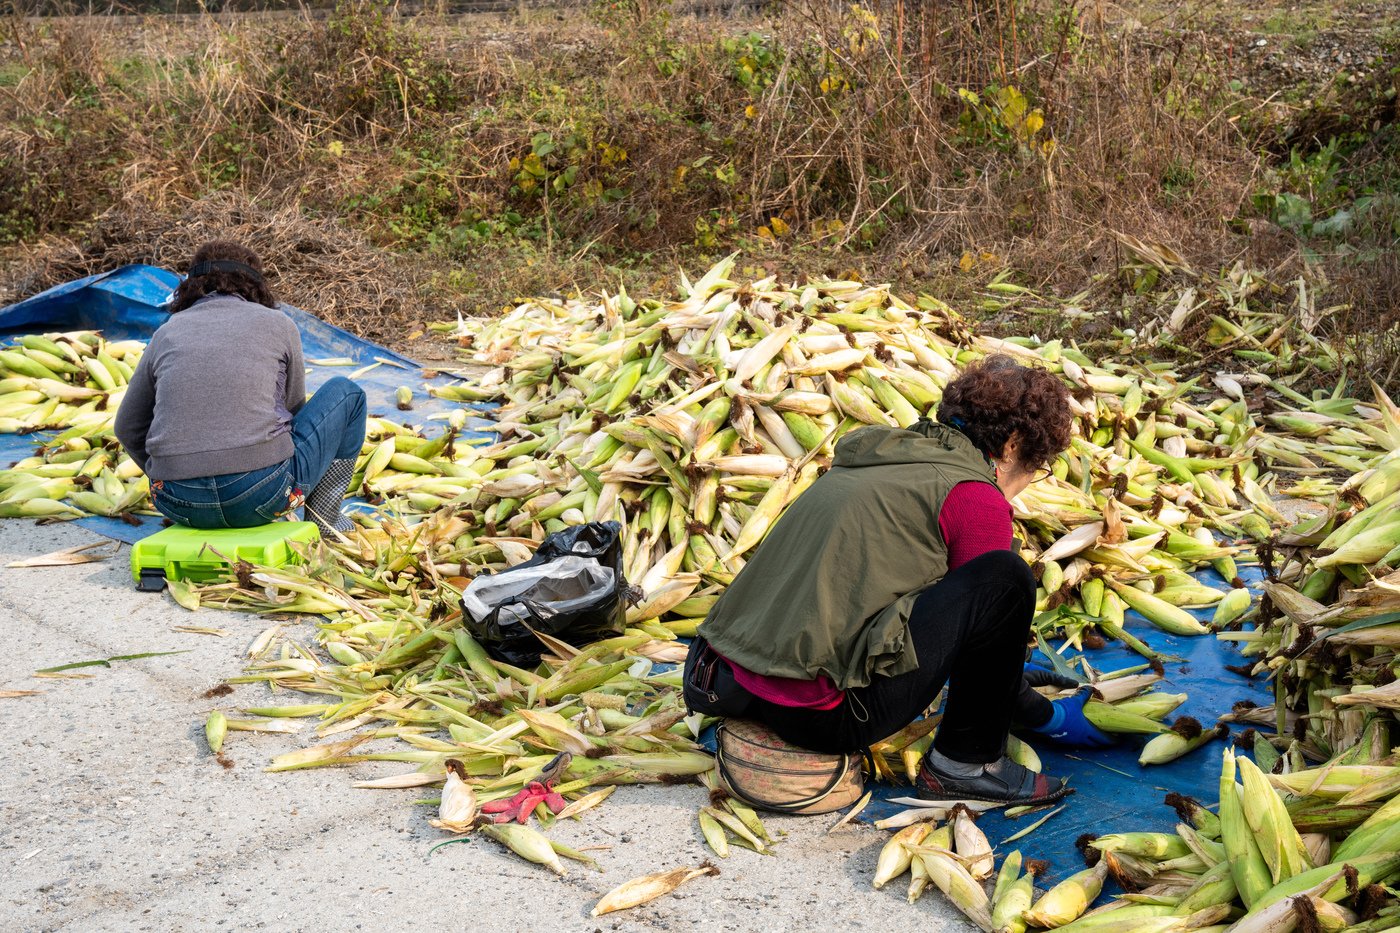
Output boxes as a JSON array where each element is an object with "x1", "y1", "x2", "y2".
[{"x1": 715, "y1": 718, "x2": 865, "y2": 815}]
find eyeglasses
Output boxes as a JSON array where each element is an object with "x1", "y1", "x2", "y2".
[{"x1": 994, "y1": 461, "x2": 1055, "y2": 482}]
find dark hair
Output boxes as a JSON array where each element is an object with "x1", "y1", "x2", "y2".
[
  {"x1": 937, "y1": 354, "x2": 1072, "y2": 469},
  {"x1": 168, "y1": 240, "x2": 277, "y2": 313}
]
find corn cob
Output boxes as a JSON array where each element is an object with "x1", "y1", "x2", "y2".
[
  {"x1": 1023, "y1": 861, "x2": 1108, "y2": 928},
  {"x1": 1138, "y1": 719, "x2": 1228, "y2": 766},
  {"x1": 591, "y1": 864, "x2": 719, "y2": 916},
  {"x1": 1219, "y1": 750, "x2": 1273, "y2": 908}
]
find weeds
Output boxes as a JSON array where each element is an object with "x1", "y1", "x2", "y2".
[{"x1": 0, "y1": 1, "x2": 1395, "y2": 383}]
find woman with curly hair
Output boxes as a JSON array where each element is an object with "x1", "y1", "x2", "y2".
[
  {"x1": 114, "y1": 240, "x2": 366, "y2": 536},
  {"x1": 686, "y1": 355, "x2": 1109, "y2": 806}
]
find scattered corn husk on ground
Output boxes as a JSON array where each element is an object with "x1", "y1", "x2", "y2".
[
  {"x1": 591, "y1": 863, "x2": 719, "y2": 916},
  {"x1": 697, "y1": 803, "x2": 773, "y2": 856},
  {"x1": 428, "y1": 759, "x2": 478, "y2": 833}
]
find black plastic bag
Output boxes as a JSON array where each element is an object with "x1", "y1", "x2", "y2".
[{"x1": 460, "y1": 521, "x2": 629, "y2": 666}]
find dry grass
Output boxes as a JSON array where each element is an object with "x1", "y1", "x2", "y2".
[
  {"x1": 0, "y1": 2, "x2": 1394, "y2": 375},
  {"x1": 1, "y1": 192, "x2": 441, "y2": 344}
]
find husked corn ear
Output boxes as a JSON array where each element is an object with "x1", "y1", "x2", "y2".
[
  {"x1": 872, "y1": 823, "x2": 930, "y2": 889},
  {"x1": 1022, "y1": 861, "x2": 1107, "y2": 928},
  {"x1": 1138, "y1": 718, "x2": 1228, "y2": 765},
  {"x1": 591, "y1": 864, "x2": 718, "y2": 916}
]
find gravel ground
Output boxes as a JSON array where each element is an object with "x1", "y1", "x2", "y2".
[{"x1": 0, "y1": 518, "x2": 974, "y2": 933}]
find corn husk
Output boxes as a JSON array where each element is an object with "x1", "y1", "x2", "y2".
[{"x1": 591, "y1": 864, "x2": 719, "y2": 916}]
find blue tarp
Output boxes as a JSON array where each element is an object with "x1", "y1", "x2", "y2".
[
  {"x1": 0, "y1": 264, "x2": 491, "y2": 542},
  {"x1": 944, "y1": 566, "x2": 1269, "y2": 883}
]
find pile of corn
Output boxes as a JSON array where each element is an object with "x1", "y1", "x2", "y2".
[
  {"x1": 874, "y1": 738, "x2": 1400, "y2": 931},
  {"x1": 0, "y1": 333, "x2": 149, "y2": 518},
  {"x1": 4, "y1": 258, "x2": 1400, "y2": 922},
  {"x1": 867, "y1": 394, "x2": 1400, "y2": 928}
]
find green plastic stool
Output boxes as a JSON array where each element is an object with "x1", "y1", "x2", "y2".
[{"x1": 129, "y1": 521, "x2": 321, "y2": 591}]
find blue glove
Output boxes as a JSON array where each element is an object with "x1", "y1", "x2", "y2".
[
  {"x1": 1023, "y1": 662, "x2": 1079, "y2": 691},
  {"x1": 1032, "y1": 686, "x2": 1114, "y2": 748}
]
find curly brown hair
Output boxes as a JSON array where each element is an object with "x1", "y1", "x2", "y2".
[
  {"x1": 936, "y1": 354, "x2": 1073, "y2": 469},
  {"x1": 168, "y1": 240, "x2": 277, "y2": 313}
]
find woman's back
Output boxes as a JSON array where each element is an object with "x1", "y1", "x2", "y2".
[
  {"x1": 115, "y1": 293, "x2": 304, "y2": 481},
  {"x1": 700, "y1": 420, "x2": 998, "y2": 689}
]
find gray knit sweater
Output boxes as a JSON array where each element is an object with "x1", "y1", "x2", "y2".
[{"x1": 114, "y1": 294, "x2": 305, "y2": 481}]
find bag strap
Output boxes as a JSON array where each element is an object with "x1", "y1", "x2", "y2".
[{"x1": 714, "y1": 721, "x2": 852, "y2": 813}]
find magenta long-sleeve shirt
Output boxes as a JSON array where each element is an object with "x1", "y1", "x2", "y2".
[{"x1": 725, "y1": 481, "x2": 1013, "y2": 709}]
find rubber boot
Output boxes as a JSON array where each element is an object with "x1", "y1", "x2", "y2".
[{"x1": 304, "y1": 458, "x2": 355, "y2": 535}]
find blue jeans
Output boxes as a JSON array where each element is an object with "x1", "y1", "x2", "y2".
[{"x1": 153, "y1": 377, "x2": 368, "y2": 529}]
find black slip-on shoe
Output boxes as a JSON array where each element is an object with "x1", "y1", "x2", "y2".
[{"x1": 916, "y1": 754, "x2": 1072, "y2": 806}]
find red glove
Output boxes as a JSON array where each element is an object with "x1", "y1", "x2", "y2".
[{"x1": 480, "y1": 781, "x2": 568, "y2": 824}]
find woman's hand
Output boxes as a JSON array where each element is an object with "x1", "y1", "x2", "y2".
[
  {"x1": 1030, "y1": 686, "x2": 1114, "y2": 748},
  {"x1": 1022, "y1": 662, "x2": 1079, "y2": 691}
]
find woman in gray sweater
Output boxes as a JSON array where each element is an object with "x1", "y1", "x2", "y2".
[{"x1": 114, "y1": 241, "x2": 366, "y2": 536}]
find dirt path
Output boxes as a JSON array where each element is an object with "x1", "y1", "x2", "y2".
[{"x1": 0, "y1": 518, "x2": 974, "y2": 932}]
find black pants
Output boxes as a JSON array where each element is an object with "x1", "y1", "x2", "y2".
[{"x1": 748, "y1": 550, "x2": 1036, "y2": 763}]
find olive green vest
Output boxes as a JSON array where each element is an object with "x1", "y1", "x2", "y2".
[{"x1": 702, "y1": 420, "x2": 998, "y2": 690}]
